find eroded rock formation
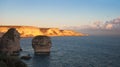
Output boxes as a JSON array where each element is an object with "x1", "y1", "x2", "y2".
[
  {"x1": 0, "y1": 28, "x2": 21, "y2": 55},
  {"x1": 32, "y1": 35, "x2": 51, "y2": 55}
]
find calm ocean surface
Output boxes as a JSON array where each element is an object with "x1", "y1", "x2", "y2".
[{"x1": 20, "y1": 36, "x2": 120, "y2": 67}]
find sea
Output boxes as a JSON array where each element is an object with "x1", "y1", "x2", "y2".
[{"x1": 20, "y1": 36, "x2": 120, "y2": 67}]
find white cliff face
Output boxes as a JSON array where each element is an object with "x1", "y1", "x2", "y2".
[
  {"x1": 0, "y1": 26, "x2": 44, "y2": 37},
  {"x1": 16, "y1": 26, "x2": 43, "y2": 37},
  {"x1": 40, "y1": 28, "x2": 63, "y2": 36},
  {"x1": 40, "y1": 28, "x2": 86, "y2": 36},
  {"x1": 0, "y1": 28, "x2": 21, "y2": 55},
  {"x1": 0, "y1": 26, "x2": 86, "y2": 37}
]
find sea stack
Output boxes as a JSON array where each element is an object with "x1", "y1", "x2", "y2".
[
  {"x1": 32, "y1": 35, "x2": 52, "y2": 55},
  {"x1": 0, "y1": 28, "x2": 21, "y2": 55}
]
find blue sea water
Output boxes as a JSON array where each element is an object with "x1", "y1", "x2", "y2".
[{"x1": 20, "y1": 36, "x2": 120, "y2": 67}]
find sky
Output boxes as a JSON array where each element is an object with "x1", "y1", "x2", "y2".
[{"x1": 0, "y1": 0, "x2": 120, "y2": 35}]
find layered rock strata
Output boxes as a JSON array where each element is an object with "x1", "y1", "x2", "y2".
[
  {"x1": 32, "y1": 35, "x2": 51, "y2": 55},
  {"x1": 0, "y1": 28, "x2": 21, "y2": 55}
]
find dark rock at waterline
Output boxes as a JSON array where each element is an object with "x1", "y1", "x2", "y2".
[
  {"x1": 32, "y1": 35, "x2": 52, "y2": 55},
  {"x1": 20, "y1": 48, "x2": 23, "y2": 51},
  {"x1": 21, "y1": 54, "x2": 32, "y2": 60},
  {"x1": 0, "y1": 53, "x2": 27, "y2": 67},
  {"x1": 21, "y1": 56, "x2": 32, "y2": 60},
  {"x1": 0, "y1": 28, "x2": 21, "y2": 55}
]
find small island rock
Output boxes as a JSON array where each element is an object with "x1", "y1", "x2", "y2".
[{"x1": 32, "y1": 35, "x2": 52, "y2": 55}]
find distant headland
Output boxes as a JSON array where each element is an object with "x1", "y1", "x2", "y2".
[{"x1": 0, "y1": 25, "x2": 87, "y2": 37}]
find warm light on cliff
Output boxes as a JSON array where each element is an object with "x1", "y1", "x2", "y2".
[{"x1": 0, "y1": 26, "x2": 86, "y2": 37}]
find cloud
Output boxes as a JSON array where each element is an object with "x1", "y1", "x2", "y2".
[
  {"x1": 62, "y1": 17, "x2": 120, "y2": 35},
  {"x1": 104, "y1": 17, "x2": 120, "y2": 30},
  {"x1": 105, "y1": 24, "x2": 113, "y2": 30}
]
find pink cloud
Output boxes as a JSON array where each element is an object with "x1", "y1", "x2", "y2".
[
  {"x1": 63, "y1": 17, "x2": 120, "y2": 35},
  {"x1": 105, "y1": 24, "x2": 113, "y2": 30}
]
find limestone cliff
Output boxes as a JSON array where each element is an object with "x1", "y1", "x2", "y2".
[
  {"x1": 0, "y1": 26, "x2": 43, "y2": 37},
  {"x1": 0, "y1": 26, "x2": 86, "y2": 37},
  {"x1": 40, "y1": 28, "x2": 85, "y2": 36},
  {"x1": 40, "y1": 28, "x2": 63, "y2": 36}
]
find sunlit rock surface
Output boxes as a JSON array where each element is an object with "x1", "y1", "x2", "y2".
[
  {"x1": 0, "y1": 28, "x2": 21, "y2": 55},
  {"x1": 40, "y1": 28, "x2": 63, "y2": 36},
  {"x1": 0, "y1": 26, "x2": 86, "y2": 37},
  {"x1": 32, "y1": 35, "x2": 51, "y2": 55}
]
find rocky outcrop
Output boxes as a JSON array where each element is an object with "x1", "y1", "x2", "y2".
[
  {"x1": 0, "y1": 28, "x2": 21, "y2": 55},
  {"x1": 0, "y1": 53, "x2": 27, "y2": 67},
  {"x1": 0, "y1": 26, "x2": 86, "y2": 37},
  {"x1": 32, "y1": 35, "x2": 51, "y2": 55},
  {"x1": 21, "y1": 55, "x2": 32, "y2": 60}
]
